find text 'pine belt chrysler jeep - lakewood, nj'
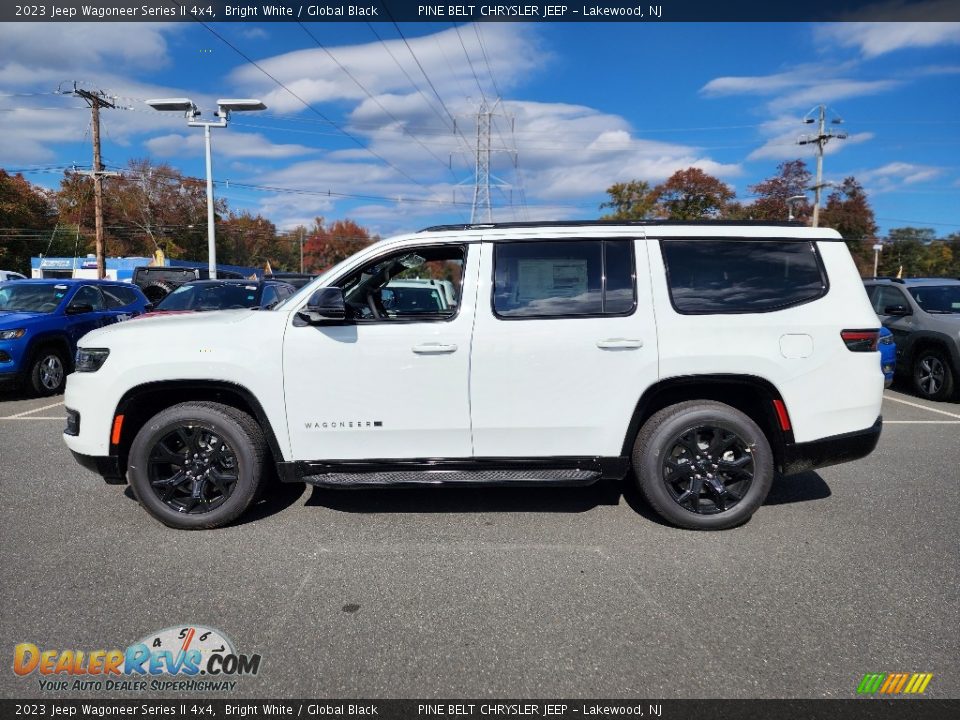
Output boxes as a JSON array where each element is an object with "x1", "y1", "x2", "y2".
[{"x1": 63, "y1": 221, "x2": 884, "y2": 531}]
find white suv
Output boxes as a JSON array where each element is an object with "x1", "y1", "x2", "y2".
[{"x1": 63, "y1": 222, "x2": 884, "y2": 531}]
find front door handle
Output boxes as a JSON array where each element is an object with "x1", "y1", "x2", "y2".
[
  {"x1": 412, "y1": 343, "x2": 458, "y2": 354},
  {"x1": 596, "y1": 338, "x2": 643, "y2": 349}
]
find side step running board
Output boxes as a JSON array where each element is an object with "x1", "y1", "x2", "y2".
[{"x1": 300, "y1": 468, "x2": 601, "y2": 488}]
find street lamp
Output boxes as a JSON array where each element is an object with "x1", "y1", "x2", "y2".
[
  {"x1": 786, "y1": 195, "x2": 807, "y2": 222},
  {"x1": 145, "y1": 97, "x2": 266, "y2": 278},
  {"x1": 872, "y1": 242, "x2": 883, "y2": 278}
]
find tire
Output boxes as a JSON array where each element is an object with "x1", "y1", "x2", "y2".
[
  {"x1": 912, "y1": 348, "x2": 955, "y2": 401},
  {"x1": 141, "y1": 281, "x2": 175, "y2": 304},
  {"x1": 29, "y1": 346, "x2": 67, "y2": 396},
  {"x1": 632, "y1": 400, "x2": 774, "y2": 530},
  {"x1": 127, "y1": 402, "x2": 267, "y2": 530}
]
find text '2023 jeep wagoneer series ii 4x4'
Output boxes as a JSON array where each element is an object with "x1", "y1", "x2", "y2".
[{"x1": 63, "y1": 222, "x2": 885, "y2": 531}]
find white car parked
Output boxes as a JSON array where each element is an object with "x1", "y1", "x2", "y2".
[{"x1": 64, "y1": 221, "x2": 884, "y2": 530}]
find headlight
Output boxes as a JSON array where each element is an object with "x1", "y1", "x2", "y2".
[
  {"x1": 75, "y1": 347, "x2": 110, "y2": 373},
  {"x1": 878, "y1": 335, "x2": 895, "y2": 345},
  {"x1": 0, "y1": 328, "x2": 25, "y2": 340}
]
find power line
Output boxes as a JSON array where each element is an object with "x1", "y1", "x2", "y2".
[
  {"x1": 194, "y1": 20, "x2": 431, "y2": 191},
  {"x1": 454, "y1": 24, "x2": 487, "y2": 105}
]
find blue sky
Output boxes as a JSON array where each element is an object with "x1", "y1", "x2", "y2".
[{"x1": 1, "y1": 18, "x2": 958, "y2": 237}]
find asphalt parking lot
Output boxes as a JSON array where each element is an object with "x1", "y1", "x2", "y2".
[{"x1": 1, "y1": 384, "x2": 957, "y2": 700}]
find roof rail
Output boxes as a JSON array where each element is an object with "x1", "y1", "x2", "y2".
[
  {"x1": 872, "y1": 276, "x2": 906, "y2": 283},
  {"x1": 417, "y1": 219, "x2": 807, "y2": 233}
]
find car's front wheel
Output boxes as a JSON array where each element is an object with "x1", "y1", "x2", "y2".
[
  {"x1": 912, "y1": 348, "x2": 955, "y2": 401},
  {"x1": 29, "y1": 347, "x2": 67, "y2": 396},
  {"x1": 632, "y1": 400, "x2": 774, "y2": 530},
  {"x1": 127, "y1": 402, "x2": 266, "y2": 530}
]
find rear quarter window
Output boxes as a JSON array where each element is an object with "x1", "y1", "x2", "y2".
[
  {"x1": 102, "y1": 285, "x2": 142, "y2": 308},
  {"x1": 660, "y1": 239, "x2": 828, "y2": 314}
]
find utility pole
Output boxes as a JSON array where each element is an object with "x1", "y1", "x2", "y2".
[
  {"x1": 299, "y1": 226, "x2": 305, "y2": 274},
  {"x1": 71, "y1": 85, "x2": 120, "y2": 279},
  {"x1": 798, "y1": 105, "x2": 847, "y2": 227}
]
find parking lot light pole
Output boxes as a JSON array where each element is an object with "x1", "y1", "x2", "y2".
[
  {"x1": 786, "y1": 195, "x2": 807, "y2": 222},
  {"x1": 145, "y1": 97, "x2": 266, "y2": 278},
  {"x1": 873, "y1": 242, "x2": 883, "y2": 278}
]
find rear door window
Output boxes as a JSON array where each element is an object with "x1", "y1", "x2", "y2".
[
  {"x1": 493, "y1": 240, "x2": 636, "y2": 319},
  {"x1": 661, "y1": 239, "x2": 827, "y2": 314}
]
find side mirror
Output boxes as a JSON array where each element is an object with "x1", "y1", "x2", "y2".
[
  {"x1": 66, "y1": 303, "x2": 94, "y2": 315},
  {"x1": 883, "y1": 304, "x2": 910, "y2": 317},
  {"x1": 297, "y1": 287, "x2": 346, "y2": 325}
]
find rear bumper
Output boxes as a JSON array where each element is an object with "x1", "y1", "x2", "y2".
[
  {"x1": 781, "y1": 416, "x2": 882, "y2": 475},
  {"x1": 69, "y1": 450, "x2": 127, "y2": 484}
]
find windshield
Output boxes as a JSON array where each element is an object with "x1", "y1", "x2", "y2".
[
  {"x1": 155, "y1": 283, "x2": 261, "y2": 311},
  {"x1": 908, "y1": 285, "x2": 960, "y2": 314},
  {"x1": 0, "y1": 283, "x2": 69, "y2": 313}
]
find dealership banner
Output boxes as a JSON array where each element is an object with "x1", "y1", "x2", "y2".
[
  {"x1": 1, "y1": 700, "x2": 958, "y2": 718},
  {"x1": 5, "y1": 0, "x2": 960, "y2": 23}
]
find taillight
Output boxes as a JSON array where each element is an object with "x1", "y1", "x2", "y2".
[{"x1": 841, "y1": 329, "x2": 880, "y2": 352}]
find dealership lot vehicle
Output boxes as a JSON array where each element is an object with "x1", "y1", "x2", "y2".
[
  {"x1": 264, "y1": 272, "x2": 319, "y2": 289},
  {"x1": 132, "y1": 265, "x2": 247, "y2": 304},
  {"x1": 63, "y1": 221, "x2": 884, "y2": 531},
  {"x1": 0, "y1": 279, "x2": 149, "y2": 396},
  {"x1": 879, "y1": 327, "x2": 896, "y2": 387},
  {"x1": 0, "y1": 270, "x2": 27, "y2": 282},
  {"x1": 148, "y1": 279, "x2": 297, "y2": 313},
  {"x1": 1, "y1": 387, "x2": 957, "y2": 698},
  {"x1": 864, "y1": 277, "x2": 960, "y2": 401}
]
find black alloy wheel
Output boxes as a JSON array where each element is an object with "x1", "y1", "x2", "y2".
[
  {"x1": 147, "y1": 425, "x2": 239, "y2": 514},
  {"x1": 661, "y1": 425, "x2": 754, "y2": 515}
]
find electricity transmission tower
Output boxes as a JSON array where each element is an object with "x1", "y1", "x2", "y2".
[
  {"x1": 798, "y1": 105, "x2": 847, "y2": 228},
  {"x1": 456, "y1": 99, "x2": 516, "y2": 224}
]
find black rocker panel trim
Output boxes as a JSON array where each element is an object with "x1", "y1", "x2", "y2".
[{"x1": 278, "y1": 456, "x2": 630, "y2": 485}]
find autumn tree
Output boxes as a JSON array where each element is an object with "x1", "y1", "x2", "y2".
[
  {"x1": 599, "y1": 180, "x2": 657, "y2": 221},
  {"x1": 302, "y1": 217, "x2": 378, "y2": 272},
  {"x1": 746, "y1": 160, "x2": 812, "y2": 222},
  {"x1": 651, "y1": 167, "x2": 735, "y2": 220},
  {"x1": 56, "y1": 158, "x2": 220, "y2": 260},
  {"x1": 818, "y1": 177, "x2": 878, "y2": 270},
  {"x1": 0, "y1": 169, "x2": 55, "y2": 273}
]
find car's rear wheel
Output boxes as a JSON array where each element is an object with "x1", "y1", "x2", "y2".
[
  {"x1": 29, "y1": 347, "x2": 67, "y2": 396},
  {"x1": 127, "y1": 402, "x2": 266, "y2": 530},
  {"x1": 632, "y1": 400, "x2": 774, "y2": 530},
  {"x1": 912, "y1": 348, "x2": 955, "y2": 401}
]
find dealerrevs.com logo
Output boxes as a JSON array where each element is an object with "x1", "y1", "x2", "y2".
[{"x1": 13, "y1": 625, "x2": 261, "y2": 692}]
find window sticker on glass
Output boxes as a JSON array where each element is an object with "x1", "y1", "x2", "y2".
[{"x1": 516, "y1": 259, "x2": 588, "y2": 303}]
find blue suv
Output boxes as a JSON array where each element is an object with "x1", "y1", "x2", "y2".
[{"x1": 0, "y1": 279, "x2": 149, "y2": 396}]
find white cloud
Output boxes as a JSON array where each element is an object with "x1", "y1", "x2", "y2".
[
  {"x1": 817, "y1": 3, "x2": 960, "y2": 58},
  {"x1": 702, "y1": 66, "x2": 898, "y2": 112},
  {"x1": 229, "y1": 23, "x2": 546, "y2": 114},
  {"x1": 146, "y1": 132, "x2": 318, "y2": 159},
  {"x1": 0, "y1": 22, "x2": 177, "y2": 76},
  {"x1": 860, "y1": 162, "x2": 944, "y2": 188}
]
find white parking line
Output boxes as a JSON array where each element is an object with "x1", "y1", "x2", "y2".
[
  {"x1": 883, "y1": 395, "x2": 960, "y2": 419},
  {"x1": 885, "y1": 420, "x2": 960, "y2": 424},
  {"x1": 0, "y1": 416, "x2": 66, "y2": 421},
  {"x1": 0, "y1": 401, "x2": 65, "y2": 419}
]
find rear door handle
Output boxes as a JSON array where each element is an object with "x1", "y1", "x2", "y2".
[
  {"x1": 412, "y1": 343, "x2": 458, "y2": 354},
  {"x1": 596, "y1": 338, "x2": 643, "y2": 349}
]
